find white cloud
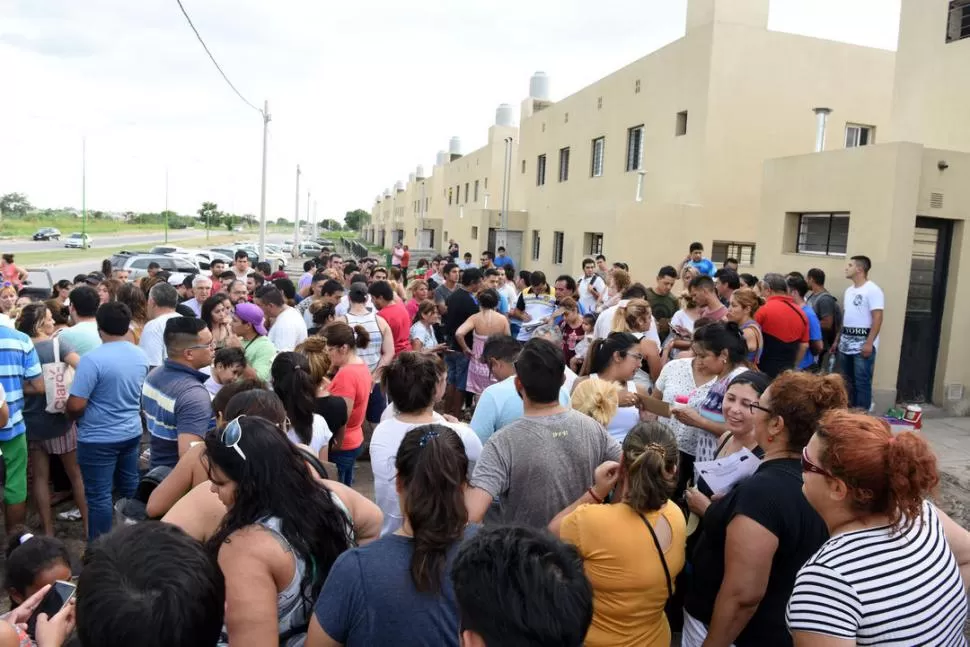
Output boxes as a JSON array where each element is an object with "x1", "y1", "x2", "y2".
[{"x1": 0, "y1": 0, "x2": 899, "y2": 223}]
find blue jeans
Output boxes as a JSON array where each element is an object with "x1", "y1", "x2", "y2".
[
  {"x1": 77, "y1": 436, "x2": 141, "y2": 541},
  {"x1": 839, "y1": 351, "x2": 877, "y2": 411},
  {"x1": 329, "y1": 444, "x2": 364, "y2": 486}
]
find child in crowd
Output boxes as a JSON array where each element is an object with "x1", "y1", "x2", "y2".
[
  {"x1": 205, "y1": 347, "x2": 247, "y2": 398},
  {"x1": 571, "y1": 313, "x2": 597, "y2": 373},
  {"x1": 4, "y1": 529, "x2": 72, "y2": 607}
]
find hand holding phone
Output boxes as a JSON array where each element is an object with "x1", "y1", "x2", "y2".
[{"x1": 27, "y1": 580, "x2": 76, "y2": 638}]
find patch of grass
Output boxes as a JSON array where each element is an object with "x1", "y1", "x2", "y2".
[
  {"x1": 0, "y1": 217, "x2": 167, "y2": 238},
  {"x1": 16, "y1": 233, "x2": 244, "y2": 266}
]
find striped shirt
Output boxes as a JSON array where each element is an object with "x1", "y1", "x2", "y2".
[
  {"x1": 142, "y1": 360, "x2": 216, "y2": 469},
  {"x1": 0, "y1": 327, "x2": 42, "y2": 441},
  {"x1": 787, "y1": 500, "x2": 967, "y2": 646}
]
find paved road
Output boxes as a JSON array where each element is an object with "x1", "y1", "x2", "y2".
[{"x1": 4, "y1": 228, "x2": 238, "y2": 253}]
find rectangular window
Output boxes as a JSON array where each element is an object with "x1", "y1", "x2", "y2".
[
  {"x1": 676, "y1": 111, "x2": 688, "y2": 136},
  {"x1": 796, "y1": 213, "x2": 850, "y2": 256},
  {"x1": 635, "y1": 79, "x2": 641, "y2": 94},
  {"x1": 626, "y1": 125, "x2": 644, "y2": 172},
  {"x1": 521, "y1": 159, "x2": 526, "y2": 174},
  {"x1": 711, "y1": 241, "x2": 756, "y2": 265},
  {"x1": 584, "y1": 232, "x2": 604, "y2": 256},
  {"x1": 844, "y1": 124, "x2": 875, "y2": 148},
  {"x1": 536, "y1": 154, "x2": 547, "y2": 186},
  {"x1": 456, "y1": 185, "x2": 461, "y2": 203},
  {"x1": 947, "y1": 1, "x2": 970, "y2": 42},
  {"x1": 464, "y1": 182, "x2": 470, "y2": 204},
  {"x1": 474, "y1": 180, "x2": 479, "y2": 202},
  {"x1": 471, "y1": 226, "x2": 479, "y2": 240},
  {"x1": 448, "y1": 188, "x2": 453, "y2": 205},
  {"x1": 484, "y1": 177, "x2": 488, "y2": 189},
  {"x1": 558, "y1": 147, "x2": 570, "y2": 182},
  {"x1": 531, "y1": 230, "x2": 541, "y2": 260},
  {"x1": 591, "y1": 137, "x2": 605, "y2": 177},
  {"x1": 553, "y1": 231, "x2": 565, "y2": 264}
]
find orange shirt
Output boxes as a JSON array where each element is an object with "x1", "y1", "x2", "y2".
[{"x1": 560, "y1": 499, "x2": 686, "y2": 647}]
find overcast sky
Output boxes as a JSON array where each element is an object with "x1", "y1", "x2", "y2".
[{"x1": 0, "y1": 0, "x2": 900, "y2": 222}]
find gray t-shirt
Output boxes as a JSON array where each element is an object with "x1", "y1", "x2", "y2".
[
  {"x1": 433, "y1": 284, "x2": 455, "y2": 306},
  {"x1": 470, "y1": 409, "x2": 621, "y2": 528}
]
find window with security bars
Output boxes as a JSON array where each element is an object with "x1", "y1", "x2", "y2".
[
  {"x1": 531, "y1": 230, "x2": 541, "y2": 260},
  {"x1": 558, "y1": 147, "x2": 570, "y2": 182},
  {"x1": 536, "y1": 154, "x2": 547, "y2": 186},
  {"x1": 584, "y1": 232, "x2": 604, "y2": 256},
  {"x1": 796, "y1": 213, "x2": 849, "y2": 256},
  {"x1": 626, "y1": 125, "x2": 643, "y2": 172},
  {"x1": 553, "y1": 231, "x2": 565, "y2": 264},
  {"x1": 711, "y1": 241, "x2": 755, "y2": 265},
  {"x1": 591, "y1": 137, "x2": 605, "y2": 177},
  {"x1": 947, "y1": 1, "x2": 970, "y2": 42}
]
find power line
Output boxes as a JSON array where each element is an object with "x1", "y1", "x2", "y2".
[{"x1": 174, "y1": 0, "x2": 263, "y2": 116}]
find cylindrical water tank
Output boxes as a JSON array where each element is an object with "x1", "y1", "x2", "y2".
[
  {"x1": 436, "y1": 150, "x2": 449, "y2": 166},
  {"x1": 394, "y1": 181, "x2": 404, "y2": 192},
  {"x1": 416, "y1": 165, "x2": 426, "y2": 179},
  {"x1": 529, "y1": 71, "x2": 550, "y2": 100},
  {"x1": 408, "y1": 173, "x2": 416, "y2": 184},
  {"x1": 449, "y1": 137, "x2": 462, "y2": 155},
  {"x1": 495, "y1": 103, "x2": 514, "y2": 126},
  {"x1": 384, "y1": 187, "x2": 392, "y2": 198}
]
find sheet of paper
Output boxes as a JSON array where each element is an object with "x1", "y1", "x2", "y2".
[
  {"x1": 693, "y1": 448, "x2": 761, "y2": 496},
  {"x1": 640, "y1": 397, "x2": 672, "y2": 418}
]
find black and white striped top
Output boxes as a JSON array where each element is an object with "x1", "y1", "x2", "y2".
[{"x1": 787, "y1": 500, "x2": 967, "y2": 646}]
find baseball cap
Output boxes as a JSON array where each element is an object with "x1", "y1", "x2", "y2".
[{"x1": 234, "y1": 302, "x2": 267, "y2": 336}]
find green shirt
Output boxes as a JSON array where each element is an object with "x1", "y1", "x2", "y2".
[
  {"x1": 646, "y1": 288, "x2": 679, "y2": 337},
  {"x1": 243, "y1": 335, "x2": 276, "y2": 382}
]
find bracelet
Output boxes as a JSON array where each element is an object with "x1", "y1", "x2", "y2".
[{"x1": 587, "y1": 487, "x2": 604, "y2": 504}]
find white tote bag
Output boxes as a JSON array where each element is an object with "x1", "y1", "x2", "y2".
[{"x1": 43, "y1": 335, "x2": 74, "y2": 414}]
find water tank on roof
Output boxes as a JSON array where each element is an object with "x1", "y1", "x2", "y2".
[
  {"x1": 436, "y1": 150, "x2": 449, "y2": 166},
  {"x1": 375, "y1": 194, "x2": 382, "y2": 204},
  {"x1": 408, "y1": 173, "x2": 416, "y2": 184},
  {"x1": 384, "y1": 187, "x2": 392, "y2": 198},
  {"x1": 449, "y1": 137, "x2": 462, "y2": 155},
  {"x1": 496, "y1": 103, "x2": 514, "y2": 127},
  {"x1": 394, "y1": 181, "x2": 404, "y2": 192},
  {"x1": 416, "y1": 165, "x2": 426, "y2": 179},
  {"x1": 529, "y1": 72, "x2": 550, "y2": 100}
]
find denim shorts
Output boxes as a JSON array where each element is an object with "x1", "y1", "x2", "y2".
[{"x1": 445, "y1": 353, "x2": 470, "y2": 390}]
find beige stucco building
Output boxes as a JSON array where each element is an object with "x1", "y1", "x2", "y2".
[{"x1": 365, "y1": 0, "x2": 970, "y2": 411}]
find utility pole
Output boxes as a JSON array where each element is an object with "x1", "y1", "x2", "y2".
[
  {"x1": 312, "y1": 200, "x2": 317, "y2": 239},
  {"x1": 82, "y1": 137, "x2": 87, "y2": 249},
  {"x1": 306, "y1": 190, "x2": 311, "y2": 242},
  {"x1": 164, "y1": 167, "x2": 169, "y2": 244},
  {"x1": 258, "y1": 100, "x2": 271, "y2": 257},
  {"x1": 294, "y1": 164, "x2": 301, "y2": 258},
  {"x1": 498, "y1": 136, "x2": 512, "y2": 255}
]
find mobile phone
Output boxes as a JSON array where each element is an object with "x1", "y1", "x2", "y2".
[{"x1": 27, "y1": 580, "x2": 76, "y2": 637}]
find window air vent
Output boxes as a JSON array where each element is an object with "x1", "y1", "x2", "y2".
[{"x1": 930, "y1": 192, "x2": 944, "y2": 209}]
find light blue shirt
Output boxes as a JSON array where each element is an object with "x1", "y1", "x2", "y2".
[
  {"x1": 689, "y1": 258, "x2": 716, "y2": 277},
  {"x1": 70, "y1": 341, "x2": 149, "y2": 444},
  {"x1": 59, "y1": 321, "x2": 101, "y2": 357},
  {"x1": 0, "y1": 327, "x2": 41, "y2": 441},
  {"x1": 799, "y1": 304, "x2": 823, "y2": 370},
  {"x1": 470, "y1": 375, "x2": 571, "y2": 444}
]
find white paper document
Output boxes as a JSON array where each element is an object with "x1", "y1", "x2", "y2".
[{"x1": 693, "y1": 448, "x2": 761, "y2": 496}]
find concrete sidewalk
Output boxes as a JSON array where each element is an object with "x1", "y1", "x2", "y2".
[{"x1": 919, "y1": 417, "x2": 970, "y2": 527}]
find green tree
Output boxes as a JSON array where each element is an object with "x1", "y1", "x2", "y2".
[
  {"x1": 198, "y1": 201, "x2": 220, "y2": 229},
  {"x1": 0, "y1": 192, "x2": 32, "y2": 218},
  {"x1": 276, "y1": 217, "x2": 290, "y2": 226},
  {"x1": 344, "y1": 209, "x2": 371, "y2": 231},
  {"x1": 321, "y1": 218, "x2": 342, "y2": 231}
]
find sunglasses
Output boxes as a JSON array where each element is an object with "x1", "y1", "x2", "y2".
[
  {"x1": 801, "y1": 446, "x2": 832, "y2": 478},
  {"x1": 221, "y1": 415, "x2": 248, "y2": 461}
]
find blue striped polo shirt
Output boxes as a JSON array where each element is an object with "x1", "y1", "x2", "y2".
[
  {"x1": 142, "y1": 359, "x2": 216, "y2": 469},
  {"x1": 0, "y1": 327, "x2": 42, "y2": 441}
]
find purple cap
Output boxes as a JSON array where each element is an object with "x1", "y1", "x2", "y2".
[{"x1": 234, "y1": 302, "x2": 267, "y2": 336}]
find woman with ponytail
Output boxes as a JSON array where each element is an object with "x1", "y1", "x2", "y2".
[
  {"x1": 549, "y1": 422, "x2": 686, "y2": 647},
  {"x1": 610, "y1": 298, "x2": 663, "y2": 385},
  {"x1": 321, "y1": 322, "x2": 373, "y2": 485},
  {"x1": 308, "y1": 424, "x2": 474, "y2": 647},
  {"x1": 272, "y1": 352, "x2": 332, "y2": 462},
  {"x1": 788, "y1": 411, "x2": 970, "y2": 645}
]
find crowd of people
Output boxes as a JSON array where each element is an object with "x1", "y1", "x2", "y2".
[{"x1": 0, "y1": 239, "x2": 965, "y2": 647}]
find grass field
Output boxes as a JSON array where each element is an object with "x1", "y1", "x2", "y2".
[
  {"x1": 13, "y1": 233, "x2": 244, "y2": 265},
  {"x1": 0, "y1": 217, "x2": 165, "y2": 237}
]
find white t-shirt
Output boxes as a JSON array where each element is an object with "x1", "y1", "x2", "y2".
[
  {"x1": 0, "y1": 314, "x2": 13, "y2": 329},
  {"x1": 232, "y1": 267, "x2": 254, "y2": 280},
  {"x1": 409, "y1": 321, "x2": 437, "y2": 349},
  {"x1": 839, "y1": 281, "x2": 884, "y2": 354},
  {"x1": 499, "y1": 283, "x2": 518, "y2": 309},
  {"x1": 138, "y1": 312, "x2": 182, "y2": 366},
  {"x1": 286, "y1": 414, "x2": 333, "y2": 457},
  {"x1": 576, "y1": 274, "x2": 606, "y2": 313},
  {"x1": 335, "y1": 294, "x2": 373, "y2": 318},
  {"x1": 593, "y1": 303, "x2": 662, "y2": 347},
  {"x1": 370, "y1": 416, "x2": 483, "y2": 536},
  {"x1": 268, "y1": 306, "x2": 307, "y2": 352}
]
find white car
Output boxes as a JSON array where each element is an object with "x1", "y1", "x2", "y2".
[
  {"x1": 64, "y1": 232, "x2": 93, "y2": 248},
  {"x1": 281, "y1": 240, "x2": 294, "y2": 253}
]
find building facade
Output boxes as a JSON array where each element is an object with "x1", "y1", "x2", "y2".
[{"x1": 365, "y1": 0, "x2": 970, "y2": 411}]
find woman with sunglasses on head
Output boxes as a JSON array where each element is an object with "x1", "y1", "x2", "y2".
[
  {"x1": 549, "y1": 422, "x2": 685, "y2": 647},
  {"x1": 788, "y1": 411, "x2": 970, "y2": 646},
  {"x1": 307, "y1": 424, "x2": 475, "y2": 647},
  {"x1": 574, "y1": 332, "x2": 652, "y2": 444},
  {"x1": 682, "y1": 371, "x2": 847, "y2": 647},
  {"x1": 204, "y1": 414, "x2": 378, "y2": 647}
]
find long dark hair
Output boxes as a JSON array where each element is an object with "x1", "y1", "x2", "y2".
[
  {"x1": 271, "y1": 352, "x2": 316, "y2": 444},
  {"x1": 15, "y1": 303, "x2": 47, "y2": 338},
  {"x1": 201, "y1": 294, "x2": 231, "y2": 330},
  {"x1": 204, "y1": 417, "x2": 351, "y2": 604},
  {"x1": 582, "y1": 331, "x2": 639, "y2": 376},
  {"x1": 395, "y1": 424, "x2": 468, "y2": 593},
  {"x1": 117, "y1": 283, "x2": 147, "y2": 325},
  {"x1": 693, "y1": 321, "x2": 747, "y2": 366}
]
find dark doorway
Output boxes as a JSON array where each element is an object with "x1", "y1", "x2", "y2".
[{"x1": 896, "y1": 217, "x2": 953, "y2": 403}]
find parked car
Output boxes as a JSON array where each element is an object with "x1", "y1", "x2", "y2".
[
  {"x1": 281, "y1": 241, "x2": 294, "y2": 253},
  {"x1": 64, "y1": 233, "x2": 93, "y2": 248},
  {"x1": 150, "y1": 246, "x2": 185, "y2": 255},
  {"x1": 175, "y1": 249, "x2": 233, "y2": 272},
  {"x1": 20, "y1": 268, "x2": 53, "y2": 301},
  {"x1": 297, "y1": 242, "x2": 322, "y2": 257},
  {"x1": 109, "y1": 252, "x2": 201, "y2": 283},
  {"x1": 210, "y1": 247, "x2": 258, "y2": 266},
  {"x1": 32, "y1": 227, "x2": 61, "y2": 241}
]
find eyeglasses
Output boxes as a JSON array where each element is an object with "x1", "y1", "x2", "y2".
[
  {"x1": 186, "y1": 341, "x2": 214, "y2": 351},
  {"x1": 801, "y1": 447, "x2": 833, "y2": 478},
  {"x1": 748, "y1": 402, "x2": 772, "y2": 415},
  {"x1": 221, "y1": 415, "x2": 248, "y2": 461},
  {"x1": 626, "y1": 351, "x2": 644, "y2": 362}
]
